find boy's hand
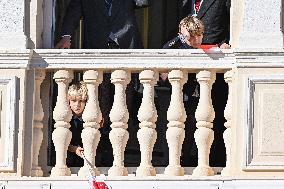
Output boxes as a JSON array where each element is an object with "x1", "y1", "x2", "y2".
[
  {"x1": 68, "y1": 145, "x2": 84, "y2": 158},
  {"x1": 220, "y1": 43, "x2": 231, "y2": 49},
  {"x1": 75, "y1": 147, "x2": 84, "y2": 158}
]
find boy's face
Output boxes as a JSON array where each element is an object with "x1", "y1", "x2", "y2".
[
  {"x1": 180, "y1": 25, "x2": 190, "y2": 40},
  {"x1": 69, "y1": 98, "x2": 86, "y2": 117},
  {"x1": 189, "y1": 33, "x2": 203, "y2": 48}
]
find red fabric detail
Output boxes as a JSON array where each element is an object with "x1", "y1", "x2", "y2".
[
  {"x1": 195, "y1": 0, "x2": 202, "y2": 13},
  {"x1": 199, "y1": 45, "x2": 218, "y2": 50},
  {"x1": 199, "y1": 44, "x2": 220, "y2": 53},
  {"x1": 91, "y1": 180, "x2": 109, "y2": 189}
]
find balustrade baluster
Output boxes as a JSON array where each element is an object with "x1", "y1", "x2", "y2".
[
  {"x1": 164, "y1": 70, "x2": 187, "y2": 176},
  {"x1": 108, "y1": 70, "x2": 130, "y2": 176},
  {"x1": 51, "y1": 70, "x2": 73, "y2": 176},
  {"x1": 31, "y1": 70, "x2": 45, "y2": 177},
  {"x1": 221, "y1": 70, "x2": 233, "y2": 176},
  {"x1": 78, "y1": 70, "x2": 103, "y2": 177},
  {"x1": 136, "y1": 70, "x2": 158, "y2": 177},
  {"x1": 192, "y1": 70, "x2": 215, "y2": 176}
]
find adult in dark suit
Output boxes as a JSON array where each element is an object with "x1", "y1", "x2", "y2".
[
  {"x1": 179, "y1": 0, "x2": 230, "y2": 48},
  {"x1": 56, "y1": 0, "x2": 149, "y2": 49}
]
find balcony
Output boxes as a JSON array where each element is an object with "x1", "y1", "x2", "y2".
[{"x1": 1, "y1": 49, "x2": 284, "y2": 188}]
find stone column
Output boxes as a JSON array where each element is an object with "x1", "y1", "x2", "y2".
[
  {"x1": 51, "y1": 70, "x2": 73, "y2": 176},
  {"x1": 108, "y1": 70, "x2": 130, "y2": 176},
  {"x1": 78, "y1": 70, "x2": 103, "y2": 177},
  {"x1": 164, "y1": 70, "x2": 187, "y2": 176},
  {"x1": 30, "y1": 0, "x2": 44, "y2": 48},
  {"x1": 233, "y1": 0, "x2": 283, "y2": 48},
  {"x1": 31, "y1": 70, "x2": 45, "y2": 177},
  {"x1": 221, "y1": 70, "x2": 233, "y2": 176},
  {"x1": 192, "y1": 70, "x2": 215, "y2": 176},
  {"x1": 0, "y1": 0, "x2": 27, "y2": 48},
  {"x1": 136, "y1": 70, "x2": 158, "y2": 177}
]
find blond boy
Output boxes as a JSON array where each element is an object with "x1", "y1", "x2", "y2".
[
  {"x1": 67, "y1": 82, "x2": 88, "y2": 167},
  {"x1": 163, "y1": 15, "x2": 204, "y2": 49}
]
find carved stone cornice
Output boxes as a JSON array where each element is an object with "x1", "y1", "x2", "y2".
[{"x1": 0, "y1": 50, "x2": 31, "y2": 69}]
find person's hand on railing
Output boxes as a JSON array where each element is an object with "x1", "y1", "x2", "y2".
[
  {"x1": 55, "y1": 36, "x2": 71, "y2": 49},
  {"x1": 220, "y1": 42, "x2": 231, "y2": 49}
]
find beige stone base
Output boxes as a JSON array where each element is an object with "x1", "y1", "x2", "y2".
[
  {"x1": 78, "y1": 166, "x2": 100, "y2": 178},
  {"x1": 108, "y1": 166, "x2": 128, "y2": 176},
  {"x1": 164, "y1": 165, "x2": 185, "y2": 176},
  {"x1": 31, "y1": 166, "x2": 43, "y2": 177},
  {"x1": 221, "y1": 167, "x2": 231, "y2": 176},
  {"x1": 192, "y1": 165, "x2": 214, "y2": 176},
  {"x1": 50, "y1": 166, "x2": 71, "y2": 176},
  {"x1": 136, "y1": 166, "x2": 156, "y2": 177}
]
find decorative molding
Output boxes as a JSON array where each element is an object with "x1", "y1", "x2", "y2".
[
  {"x1": 0, "y1": 50, "x2": 31, "y2": 69},
  {"x1": 4, "y1": 49, "x2": 284, "y2": 70},
  {"x1": 234, "y1": 49, "x2": 284, "y2": 67},
  {"x1": 5, "y1": 48, "x2": 284, "y2": 70},
  {"x1": 244, "y1": 75, "x2": 284, "y2": 170},
  {"x1": 0, "y1": 76, "x2": 18, "y2": 172}
]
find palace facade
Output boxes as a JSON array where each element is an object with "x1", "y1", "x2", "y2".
[{"x1": 0, "y1": 0, "x2": 284, "y2": 188}]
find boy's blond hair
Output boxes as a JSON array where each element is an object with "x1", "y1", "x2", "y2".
[
  {"x1": 67, "y1": 81, "x2": 88, "y2": 101},
  {"x1": 179, "y1": 16, "x2": 204, "y2": 36}
]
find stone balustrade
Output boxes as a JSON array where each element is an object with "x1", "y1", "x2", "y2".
[
  {"x1": 0, "y1": 49, "x2": 237, "y2": 178},
  {"x1": 26, "y1": 49, "x2": 235, "y2": 178},
  {"x1": 1, "y1": 47, "x2": 284, "y2": 189},
  {"x1": 44, "y1": 67, "x2": 232, "y2": 178}
]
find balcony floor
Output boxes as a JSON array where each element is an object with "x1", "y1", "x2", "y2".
[{"x1": 2, "y1": 178, "x2": 284, "y2": 189}]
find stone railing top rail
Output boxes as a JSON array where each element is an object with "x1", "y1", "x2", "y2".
[
  {"x1": 1, "y1": 49, "x2": 284, "y2": 69},
  {"x1": 30, "y1": 49, "x2": 234, "y2": 70}
]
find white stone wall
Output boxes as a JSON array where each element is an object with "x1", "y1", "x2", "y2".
[
  {"x1": 0, "y1": 0, "x2": 27, "y2": 49},
  {"x1": 0, "y1": 0, "x2": 24, "y2": 33},
  {"x1": 231, "y1": 0, "x2": 283, "y2": 48}
]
